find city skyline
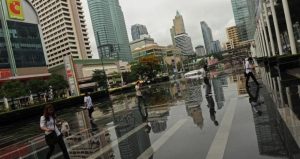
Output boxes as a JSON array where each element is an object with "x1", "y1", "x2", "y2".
[{"x1": 82, "y1": 0, "x2": 235, "y2": 58}]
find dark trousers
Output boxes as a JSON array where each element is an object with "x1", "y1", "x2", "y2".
[
  {"x1": 137, "y1": 96, "x2": 146, "y2": 107},
  {"x1": 46, "y1": 135, "x2": 70, "y2": 159},
  {"x1": 246, "y1": 72, "x2": 259, "y2": 86},
  {"x1": 88, "y1": 107, "x2": 94, "y2": 119}
]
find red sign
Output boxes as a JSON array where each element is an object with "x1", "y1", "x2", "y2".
[{"x1": 0, "y1": 69, "x2": 12, "y2": 79}]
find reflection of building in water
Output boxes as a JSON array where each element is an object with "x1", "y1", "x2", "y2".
[
  {"x1": 212, "y1": 77, "x2": 225, "y2": 109},
  {"x1": 229, "y1": 74, "x2": 238, "y2": 83},
  {"x1": 237, "y1": 75, "x2": 247, "y2": 95},
  {"x1": 67, "y1": 111, "x2": 113, "y2": 158},
  {"x1": 114, "y1": 109, "x2": 152, "y2": 159},
  {"x1": 169, "y1": 81, "x2": 187, "y2": 99},
  {"x1": 148, "y1": 107, "x2": 170, "y2": 133},
  {"x1": 187, "y1": 106, "x2": 203, "y2": 129},
  {"x1": 184, "y1": 79, "x2": 203, "y2": 107}
]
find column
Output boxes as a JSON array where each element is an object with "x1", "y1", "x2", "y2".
[
  {"x1": 270, "y1": 0, "x2": 283, "y2": 55},
  {"x1": 258, "y1": 21, "x2": 267, "y2": 57},
  {"x1": 277, "y1": 77, "x2": 284, "y2": 108},
  {"x1": 261, "y1": 14, "x2": 271, "y2": 57},
  {"x1": 264, "y1": 2, "x2": 276, "y2": 56},
  {"x1": 272, "y1": 78, "x2": 279, "y2": 105},
  {"x1": 255, "y1": 31, "x2": 260, "y2": 57},
  {"x1": 3, "y1": 97, "x2": 9, "y2": 110},
  {"x1": 282, "y1": 0, "x2": 297, "y2": 54}
]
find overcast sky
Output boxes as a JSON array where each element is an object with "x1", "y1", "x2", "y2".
[{"x1": 82, "y1": 0, "x2": 235, "y2": 58}]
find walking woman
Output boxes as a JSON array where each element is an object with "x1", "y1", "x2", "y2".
[{"x1": 40, "y1": 104, "x2": 70, "y2": 159}]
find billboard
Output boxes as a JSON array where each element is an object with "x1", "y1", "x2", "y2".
[{"x1": 6, "y1": 0, "x2": 24, "y2": 20}]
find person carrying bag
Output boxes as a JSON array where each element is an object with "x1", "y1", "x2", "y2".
[{"x1": 40, "y1": 104, "x2": 70, "y2": 159}]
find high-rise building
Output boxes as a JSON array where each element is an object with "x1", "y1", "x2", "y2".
[
  {"x1": 195, "y1": 45, "x2": 206, "y2": 56},
  {"x1": 88, "y1": 0, "x2": 132, "y2": 62},
  {"x1": 231, "y1": 0, "x2": 252, "y2": 41},
  {"x1": 30, "y1": 0, "x2": 92, "y2": 68},
  {"x1": 170, "y1": 11, "x2": 193, "y2": 55},
  {"x1": 130, "y1": 35, "x2": 155, "y2": 51},
  {"x1": 201, "y1": 21, "x2": 214, "y2": 54},
  {"x1": 211, "y1": 40, "x2": 222, "y2": 53},
  {"x1": 225, "y1": 26, "x2": 240, "y2": 50},
  {"x1": 173, "y1": 11, "x2": 186, "y2": 35},
  {"x1": 131, "y1": 24, "x2": 148, "y2": 41},
  {"x1": 174, "y1": 34, "x2": 194, "y2": 55},
  {"x1": 0, "y1": 0, "x2": 48, "y2": 80}
]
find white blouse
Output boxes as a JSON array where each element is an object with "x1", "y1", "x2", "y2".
[{"x1": 40, "y1": 116, "x2": 61, "y2": 136}]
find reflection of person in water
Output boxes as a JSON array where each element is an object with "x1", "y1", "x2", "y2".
[
  {"x1": 203, "y1": 64, "x2": 219, "y2": 126},
  {"x1": 246, "y1": 86, "x2": 262, "y2": 116},
  {"x1": 206, "y1": 95, "x2": 219, "y2": 126}
]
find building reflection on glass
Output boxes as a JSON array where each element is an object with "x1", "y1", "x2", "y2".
[
  {"x1": 257, "y1": 61, "x2": 300, "y2": 157},
  {"x1": 184, "y1": 79, "x2": 204, "y2": 128},
  {"x1": 148, "y1": 107, "x2": 170, "y2": 133},
  {"x1": 212, "y1": 76, "x2": 226, "y2": 109},
  {"x1": 114, "y1": 109, "x2": 152, "y2": 159},
  {"x1": 66, "y1": 110, "x2": 114, "y2": 159}
]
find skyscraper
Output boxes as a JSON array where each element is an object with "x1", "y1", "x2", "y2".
[
  {"x1": 231, "y1": 0, "x2": 252, "y2": 41},
  {"x1": 201, "y1": 21, "x2": 214, "y2": 54},
  {"x1": 173, "y1": 11, "x2": 186, "y2": 35},
  {"x1": 195, "y1": 45, "x2": 206, "y2": 56},
  {"x1": 88, "y1": 0, "x2": 132, "y2": 62},
  {"x1": 131, "y1": 24, "x2": 148, "y2": 41},
  {"x1": 174, "y1": 34, "x2": 194, "y2": 55},
  {"x1": 170, "y1": 11, "x2": 194, "y2": 55},
  {"x1": 30, "y1": 0, "x2": 92, "y2": 68},
  {"x1": 211, "y1": 40, "x2": 222, "y2": 54}
]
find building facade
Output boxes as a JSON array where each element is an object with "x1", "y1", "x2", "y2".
[
  {"x1": 210, "y1": 40, "x2": 222, "y2": 53},
  {"x1": 225, "y1": 26, "x2": 240, "y2": 50},
  {"x1": 201, "y1": 21, "x2": 214, "y2": 54},
  {"x1": 30, "y1": 0, "x2": 92, "y2": 68},
  {"x1": 174, "y1": 34, "x2": 194, "y2": 56},
  {"x1": 231, "y1": 0, "x2": 252, "y2": 41},
  {"x1": 131, "y1": 24, "x2": 148, "y2": 41},
  {"x1": 88, "y1": 0, "x2": 132, "y2": 62},
  {"x1": 0, "y1": 0, "x2": 48, "y2": 81},
  {"x1": 170, "y1": 11, "x2": 193, "y2": 56},
  {"x1": 195, "y1": 45, "x2": 206, "y2": 56},
  {"x1": 130, "y1": 35, "x2": 155, "y2": 51}
]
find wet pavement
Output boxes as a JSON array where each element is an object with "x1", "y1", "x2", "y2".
[{"x1": 0, "y1": 72, "x2": 300, "y2": 159}]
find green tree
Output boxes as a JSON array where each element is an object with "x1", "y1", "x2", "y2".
[
  {"x1": 131, "y1": 62, "x2": 161, "y2": 80},
  {"x1": 92, "y1": 70, "x2": 108, "y2": 90},
  {"x1": 27, "y1": 80, "x2": 48, "y2": 102},
  {"x1": 2, "y1": 80, "x2": 27, "y2": 110},
  {"x1": 48, "y1": 74, "x2": 68, "y2": 99}
]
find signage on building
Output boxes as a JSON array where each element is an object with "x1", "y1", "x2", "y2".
[
  {"x1": 64, "y1": 56, "x2": 79, "y2": 97},
  {"x1": 0, "y1": 69, "x2": 12, "y2": 79},
  {"x1": 6, "y1": 0, "x2": 24, "y2": 20}
]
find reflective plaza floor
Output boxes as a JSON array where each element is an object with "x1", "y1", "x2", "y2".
[{"x1": 1, "y1": 72, "x2": 300, "y2": 159}]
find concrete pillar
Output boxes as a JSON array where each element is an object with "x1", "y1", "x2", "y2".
[
  {"x1": 270, "y1": 0, "x2": 283, "y2": 55},
  {"x1": 272, "y1": 78, "x2": 279, "y2": 105},
  {"x1": 286, "y1": 87, "x2": 293, "y2": 109},
  {"x1": 277, "y1": 77, "x2": 284, "y2": 108},
  {"x1": 261, "y1": 14, "x2": 271, "y2": 57},
  {"x1": 254, "y1": 31, "x2": 260, "y2": 57},
  {"x1": 264, "y1": 2, "x2": 276, "y2": 56},
  {"x1": 258, "y1": 22, "x2": 267, "y2": 57},
  {"x1": 3, "y1": 97, "x2": 9, "y2": 110},
  {"x1": 282, "y1": 0, "x2": 297, "y2": 54}
]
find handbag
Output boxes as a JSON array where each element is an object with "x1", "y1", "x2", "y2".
[{"x1": 45, "y1": 119, "x2": 59, "y2": 145}]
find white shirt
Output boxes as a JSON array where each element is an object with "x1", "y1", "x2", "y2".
[
  {"x1": 245, "y1": 61, "x2": 252, "y2": 74},
  {"x1": 135, "y1": 85, "x2": 142, "y2": 96},
  {"x1": 84, "y1": 96, "x2": 93, "y2": 109},
  {"x1": 40, "y1": 116, "x2": 61, "y2": 136}
]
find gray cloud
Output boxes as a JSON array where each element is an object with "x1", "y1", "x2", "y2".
[{"x1": 82, "y1": 0, "x2": 235, "y2": 58}]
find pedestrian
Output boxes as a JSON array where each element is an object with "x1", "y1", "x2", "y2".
[
  {"x1": 40, "y1": 104, "x2": 70, "y2": 159},
  {"x1": 136, "y1": 81, "x2": 146, "y2": 109},
  {"x1": 84, "y1": 92, "x2": 94, "y2": 120},
  {"x1": 245, "y1": 57, "x2": 259, "y2": 87}
]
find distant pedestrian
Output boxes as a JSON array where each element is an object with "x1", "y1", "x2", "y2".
[
  {"x1": 136, "y1": 81, "x2": 146, "y2": 109},
  {"x1": 245, "y1": 57, "x2": 259, "y2": 87},
  {"x1": 84, "y1": 92, "x2": 94, "y2": 119},
  {"x1": 40, "y1": 104, "x2": 70, "y2": 159}
]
